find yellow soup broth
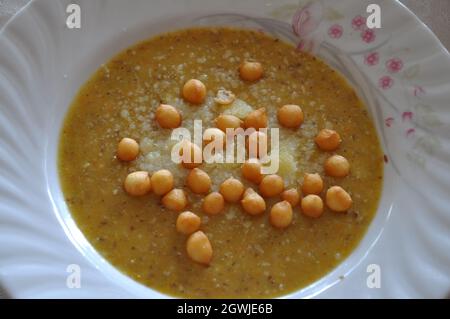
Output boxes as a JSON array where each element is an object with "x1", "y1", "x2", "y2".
[{"x1": 59, "y1": 28, "x2": 383, "y2": 298}]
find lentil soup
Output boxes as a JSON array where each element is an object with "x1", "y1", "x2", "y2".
[{"x1": 59, "y1": 27, "x2": 384, "y2": 298}]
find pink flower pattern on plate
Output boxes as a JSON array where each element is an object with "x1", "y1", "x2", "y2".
[
  {"x1": 296, "y1": 39, "x2": 314, "y2": 52},
  {"x1": 291, "y1": 2, "x2": 322, "y2": 38},
  {"x1": 406, "y1": 128, "x2": 416, "y2": 138},
  {"x1": 402, "y1": 111, "x2": 413, "y2": 122},
  {"x1": 361, "y1": 28, "x2": 376, "y2": 43},
  {"x1": 386, "y1": 58, "x2": 404, "y2": 73},
  {"x1": 413, "y1": 85, "x2": 426, "y2": 97},
  {"x1": 364, "y1": 52, "x2": 379, "y2": 66},
  {"x1": 328, "y1": 24, "x2": 343, "y2": 39},
  {"x1": 290, "y1": 6, "x2": 420, "y2": 146},
  {"x1": 352, "y1": 15, "x2": 366, "y2": 30},
  {"x1": 385, "y1": 117, "x2": 394, "y2": 127},
  {"x1": 379, "y1": 76, "x2": 394, "y2": 90}
]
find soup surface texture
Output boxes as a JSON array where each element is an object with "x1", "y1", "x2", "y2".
[{"x1": 59, "y1": 28, "x2": 383, "y2": 298}]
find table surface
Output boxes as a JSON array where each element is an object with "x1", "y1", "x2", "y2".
[{"x1": 0, "y1": 0, "x2": 449, "y2": 50}]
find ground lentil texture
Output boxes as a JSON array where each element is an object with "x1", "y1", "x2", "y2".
[{"x1": 59, "y1": 28, "x2": 383, "y2": 298}]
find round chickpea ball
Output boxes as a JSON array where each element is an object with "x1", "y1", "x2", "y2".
[
  {"x1": 241, "y1": 158, "x2": 263, "y2": 184},
  {"x1": 155, "y1": 104, "x2": 182, "y2": 129},
  {"x1": 219, "y1": 177, "x2": 245, "y2": 203},
  {"x1": 326, "y1": 186, "x2": 352, "y2": 212},
  {"x1": 325, "y1": 155, "x2": 350, "y2": 177},
  {"x1": 241, "y1": 190, "x2": 266, "y2": 215},
  {"x1": 301, "y1": 173, "x2": 324, "y2": 195},
  {"x1": 182, "y1": 79, "x2": 206, "y2": 104},
  {"x1": 202, "y1": 192, "x2": 225, "y2": 215},
  {"x1": 117, "y1": 137, "x2": 139, "y2": 161},
  {"x1": 176, "y1": 211, "x2": 201, "y2": 235},
  {"x1": 215, "y1": 114, "x2": 242, "y2": 133},
  {"x1": 150, "y1": 169, "x2": 174, "y2": 196},
  {"x1": 186, "y1": 168, "x2": 211, "y2": 194},
  {"x1": 186, "y1": 231, "x2": 212, "y2": 265},
  {"x1": 270, "y1": 201, "x2": 293, "y2": 229},
  {"x1": 247, "y1": 131, "x2": 269, "y2": 158},
  {"x1": 259, "y1": 174, "x2": 284, "y2": 198},
  {"x1": 277, "y1": 104, "x2": 304, "y2": 129},
  {"x1": 301, "y1": 195, "x2": 324, "y2": 218},
  {"x1": 243, "y1": 187, "x2": 256, "y2": 198},
  {"x1": 179, "y1": 140, "x2": 203, "y2": 169},
  {"x1": 123, "y1": 171, "x2": 152, "y2": 196},
  {"x1": 162, "y1": 188, "x2": 188, "y2": 212},
  {"x1": 281, "y1": 188, "x2": 300, "y2": 207},
  {"x1": 315, "y1": 129, "x2": 342, "y2": 151},
  {"x1": 203, "y1": 128, "x2": 226, "y2": 146},
  {"x1": 244, "y1": 108, "x2": 268, "y2": 130},
  {"x1": 239, "y1": 61, "x2": 263, "y2": 82}
]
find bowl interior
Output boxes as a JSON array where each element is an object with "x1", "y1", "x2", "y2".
[{"x1": 45, "y1": 10, "x2": 395, "y2": 298}]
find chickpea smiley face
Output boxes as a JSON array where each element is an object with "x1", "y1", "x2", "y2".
[
  {"x1": 259, "y1": 174, "x2": 284, "y2": 198},
  {"x1": 176, "y1": 211, "x2": 201, "y2": 235},
  {"x1": 315, "y1": 129, "x2": 342, "y2": 151},
  {"x1": 162, "y1": 188, "x2": 188, "y2": 212},
  {"x1": 155, "y1": 104, "x2": 182, "y2": 129},
  {"x1": 202, "y1": 192, "x2": 225, "y2": 215},
  {"x1": 186, "y1": 168, "x2": 211, "y2": 194},
  {"x1": 117, "y1": 138, "x2": 139, "y2": 162},
  {"x1": 182, "y1": 79, "x2": 207, "y2": 104},
  {"x1": 270, "y1": 201, "x2": 293, "y2": 229},
  {"x1": 124, "y1": 171, "x2": 152, "y2": 196},
  {"x1": 325, "y1": 155, "x2": 350, "y2": 178},
  {"x1": 239, "y1": 61, "x2": 263, "y2": 82},
  {"x1": 186, "y1": 231, "x2": 213, "y2": 266},
  {"x1": 326, "y1": 186, "x2": 352, "y2": 212},
  {"x1": 277, "y1": 104, "x2": 304, "y2": 129}
]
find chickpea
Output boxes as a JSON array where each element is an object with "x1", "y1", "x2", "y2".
[
  {"x1": 162, "y1": 188, "x2": 188, "y2": 212},
  {"x1": 214, "y1": 89, "x2": 235, "y2": 105},
  {"x1": 117, "y1": 137, "x2": 139, "y2": 161},
  {"x1": 186, "y1": 168, "x2": 211, "y2": 194},
  {"x1": 247, "y1": 131, "x2": 268, "y2": 158},
  {"x1": 239, "y1": 61, "x2": 263, "y2": 82},
  {"x1": 244, "y1": 108, "x2": 268, "y2": 130},
  {"x1": 215, "y1": 114, "x2": 242, "y2": 133},
  {"x1": 241, "y1": 190, "x2": 266, "y2": 215},
  {"x1": 301, "y1": 195, "x2": 324, "y2": 218},
  {"x1": 301, "y1": 173, "x2": 324, "y2": 195},
  {"x1": 123, "y1": 171, "x2": 152, "y2": 196},
  {"x1": 259, "y1": 174, "x2": 284, "y2": 198},
  {"x1": 315, "y1": 129, "x2": 342, "y2": 151},
  {"x1": 179, "y1": 140, "x2": 203, "y2": 169},
  {"x1": 176, "y1": 211, "x2": 201, "y2": 235},
  {"x1": 202, "y1": 192, "x2": 225, "y2": 215},
  {"x1": 182, "y1": 79, "x2": 206, "y2": 104},
  {"x1": 150, "y1": 169, "x2": 174, "y2": 195},
  {"x1": 155, "y1": 104, "x2": 182, "y2": 129},
  {"x1": 326, "y1": 186, "x2": 352, "y2": 212},
  {"x1": 325, "y1": 155, "x2": 350, "y2": 177},
  {"x1": 277, "y1": 104, "x2": 304, "y2": 129},
  {"x1": 219, "y1": 177, "x2": 245, "y2": 203},
  {"x1": 203, "y1": 128, "x2": 226, "y2": 147},
  {"x1": 241, "y1": 158, "x2": 263, "y2": 184},
  {"x1": 243, "y1": 187, "x2": 256, "y2": 198},
  {"x1": 186, "y1": 231, "x2": 213, "y2": 265},
  {"x1": 270, "y1": 201, "x2": 293, "y2": 229},
  {"x1": 281, "y1": 188, "x2": 300, "y2": 207}
]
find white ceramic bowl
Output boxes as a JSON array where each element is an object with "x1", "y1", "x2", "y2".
[{"x1": 0, "y1": 0, "x2": 449, "y2": 298}]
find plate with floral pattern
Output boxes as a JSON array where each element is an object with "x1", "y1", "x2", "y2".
[{"x1": 0, "y1": 0, "x2": 449, "y2": 298}]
